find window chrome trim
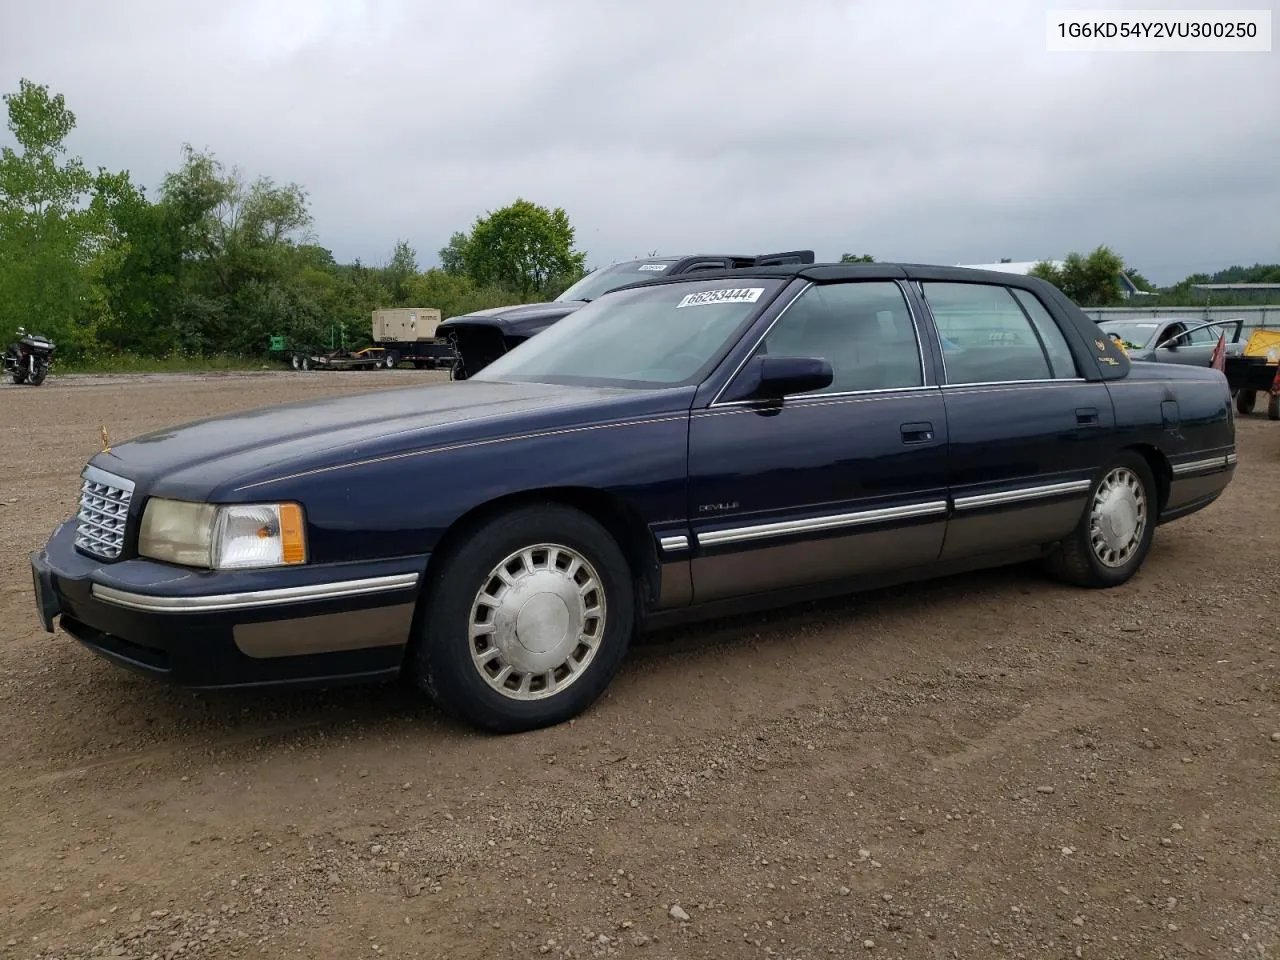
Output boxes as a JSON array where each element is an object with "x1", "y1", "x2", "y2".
[
  {"x1": 941, "y1": 378, "x2": 1088, "y2": 390},
  {"x1": 703, "y1": 384, "x2": 937, "y2": 413},
  {"x1": 697, "y1": 500, "x2": 948, "y2": 548},
  {"x1": 952, "y1": 479, "x2": 1091, "y2": 511},
  {"x1": 91, "y1": 572, "x2": 420, "y2": 614},
  {"x1": 708, "y1": 278, "x2": 931, "y2": 408},
  {"x1": 658, "y1": 535, "x2": 689, "y2": 553}
]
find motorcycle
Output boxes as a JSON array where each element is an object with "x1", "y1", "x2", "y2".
[{"x1": 4, "y1": 327, "x2": 56, "y2": 386}]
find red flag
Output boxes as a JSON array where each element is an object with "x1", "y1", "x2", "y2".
[{"x1": 1210, "y1": 332, "x2": 1226, "y2": 372}]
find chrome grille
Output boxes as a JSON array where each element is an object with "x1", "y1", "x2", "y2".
[{"x1": 75, "y1": 465, "x2": 136, "y2": 561}]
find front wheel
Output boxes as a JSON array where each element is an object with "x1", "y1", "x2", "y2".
[
  {"x1": 1044, "y1": 452, "x2": 1157, "y2": 588},
  {"x1": 1268, "y1": 393, "x2": 1280, "y2": 421},
  {"x1": 411, "y1": 504, "x2": 635, "y2": 733},
  {"x1": 28, "y1": 361, "x2": 47, "y2": 385}
]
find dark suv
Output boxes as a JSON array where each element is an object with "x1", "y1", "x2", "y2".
[{"x1": 440, "y1": 250, "x2": 815, "y2": 379}]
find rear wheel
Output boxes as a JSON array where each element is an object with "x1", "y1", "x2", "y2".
[
  {"x1": 1237, "y1": 389, "x2": 1256, "y2": 415},
  {"x1": 1045, "y1": 452, "x2": 1157, "y2": 588},
  {"x1": 411, "y1": 504, "x2": 634, "y2": 733},
  {"x1": 1268, "y1": 394, "x2": 1280, "y2": 421},
  {"x1": 300, "y1": 356, "x2": 311, "y2": 371},
  {"x1": 10, "y1": 367, "x2": 27, "y2": 384}
]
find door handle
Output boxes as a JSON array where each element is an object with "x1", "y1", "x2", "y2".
[
  {"x1": 1075, "y1": 407, "x2": 1099, "y2": 426},
  {"x1": 900, "y1": 421, "x2": 935, "y2": 444}
]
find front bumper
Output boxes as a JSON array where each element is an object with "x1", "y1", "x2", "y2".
[{"x1": 31, "y1": 519, "x2": 427, "y2": 689}]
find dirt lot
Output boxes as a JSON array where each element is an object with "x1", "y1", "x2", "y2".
[{"x1": 1, "y1": 371, "x2": 1277, "y2": 960}]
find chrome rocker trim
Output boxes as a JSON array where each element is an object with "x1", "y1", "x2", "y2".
[
  {"x1": 91, "y1": 572, "x2": 421, "y2": 614},
  {"x1": 699, "y1": 500, "x2": 948, "y2": 548},
  {"x1": 953, "y1": 479, "x2": 1092, "y2": 511},
  {"x1": 1172, "y1": 454, "x2": 1235, "y2": 477}
]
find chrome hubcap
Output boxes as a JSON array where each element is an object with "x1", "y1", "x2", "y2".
[
  {"x1": 1089, "y1": 467, "x2": 1147, "y2": 567},
  {"x1": 469, "y1": 543, "x2": 606, "y2": 701}
]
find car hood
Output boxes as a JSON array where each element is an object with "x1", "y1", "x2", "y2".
[
  {"x1": 438, "y1": 300, "x2": 586, "y2": 339},
  {"x1": 87, "y1": 378, "x2": 689, "y2": 501}
]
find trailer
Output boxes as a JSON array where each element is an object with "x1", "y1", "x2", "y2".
[
  {"x1": 371, "y1": 307, "x2": 456, "y2": 369},
  {"x1": 1227, "y1": 329, "x2": 1280, "y2": 419}
]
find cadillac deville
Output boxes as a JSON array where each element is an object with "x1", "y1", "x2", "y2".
[{"x1": 30, "y1": 263, "x2": 1237, "y2": 732}]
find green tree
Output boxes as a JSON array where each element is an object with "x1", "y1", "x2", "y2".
[
  {"x1": 454, "y1": 198, "x2": 587, "y2": 299},
  {"x1": 0, "y1": 79, "x2": 101, "y2": 346},
  {"x1": 384, "y1": 239, "x2": 417, "y2": 304},
  {"x1": 438, "y1": 231, "x2": 469, "y2": 275},
  {"x1": 839, "y1": 252, "x2": 875, "y2": 263},
  {"x1": 1029, "y1": 245, "x2": 1126, "y2": 307}
]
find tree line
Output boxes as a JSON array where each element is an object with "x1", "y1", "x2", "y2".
[
  {"x1": 1, "y1": 78, "x2": 1275, "y2": 364},
  {"x1": 0, "y1": 79, "x2": 588, "y2": 362}
]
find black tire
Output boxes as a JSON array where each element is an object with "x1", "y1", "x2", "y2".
[
  {"x1": 1044, "y1": 451, "x2": 1158, "y2": 589},
  {"x1": 1268, "y1": 394, "x2": 1280, "y2": 421},
  {"x1": 28, "y1": 363, "x2": 47, "y2": 385},
  {"x1": 10, "y1": 368, "x2": 26, "y2": 385},
  {"x1": 1237, "y1": 389, "x2": 1256, "y2": 415},
  {"x1": 411, "y1": 503, "x2": 635, "y2": 733},
  {"x1": 301, "y1": 356, "x2": 311, "y2": 371}
]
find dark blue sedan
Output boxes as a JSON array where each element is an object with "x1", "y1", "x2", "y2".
[{"x1": 31, "y1": 263, "x2": 1238, "y2": 732}]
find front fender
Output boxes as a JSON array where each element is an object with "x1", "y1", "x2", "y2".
[{"x1": 244, "y1": 412, "x2": 692, "y2": 565}]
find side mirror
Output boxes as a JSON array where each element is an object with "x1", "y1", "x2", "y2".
[{"x1": 724, "y1": 355, "x2": 834, "y2": 402}]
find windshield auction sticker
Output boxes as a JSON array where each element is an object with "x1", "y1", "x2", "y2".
[{"x1": 676, "y1": 287, "x2": 765, "y2": 308}]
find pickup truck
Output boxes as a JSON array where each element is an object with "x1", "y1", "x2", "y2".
[{"x1": 440, "y1": 250, "x2": 815, "y2": 379}]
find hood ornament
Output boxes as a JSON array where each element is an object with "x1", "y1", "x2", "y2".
[{"x1": 100, "y1": 424, "x2": 111, "y2": 454}]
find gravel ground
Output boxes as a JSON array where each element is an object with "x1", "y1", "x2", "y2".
[{"x1": 0, "y1": 371, "x2": 1276, "y2": 960}]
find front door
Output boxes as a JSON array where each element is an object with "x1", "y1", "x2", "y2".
[
  {"x1": 1153, "y1": 319, "x2": 1235, "y2": 367},
  {"x1": 687, "y1": 279, "x2": 951, "y2": 604},
  {"x1": 913, "y1": 279, "x2": 1116, "y2": 562}
]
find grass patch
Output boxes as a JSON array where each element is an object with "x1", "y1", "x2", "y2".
[{"x1": 57, "y1": 353, "x2": 274, "y2": 374}]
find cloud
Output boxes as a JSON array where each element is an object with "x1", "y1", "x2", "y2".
[{"x1": 2, "y1": 0, "x2": 1276, "y2": 283}]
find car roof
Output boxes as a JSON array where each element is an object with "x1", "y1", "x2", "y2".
[{"x1": 605, "y1": 260, "x2": 1068, "y2": 292}]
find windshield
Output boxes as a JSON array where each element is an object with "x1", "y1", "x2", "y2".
[
  {"x1": 1099, "y1": 320, "x2": 1162, "y2": 346},
  {"x1": 554, "y1": 260, "x2": 679, "y2": 302},
  {"x1": 474, "y1": 277, "x2": 787, "y2": 388}
]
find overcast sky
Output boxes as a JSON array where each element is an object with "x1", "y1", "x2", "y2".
[{"x1": 2, "y1": 0, "x2": 1276, "y2": 284}]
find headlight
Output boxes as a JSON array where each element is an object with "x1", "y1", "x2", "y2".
[{"x1": 139, "y1": 499, "x2": 307, "y2": 570}]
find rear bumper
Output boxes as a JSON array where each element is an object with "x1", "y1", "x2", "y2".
[{"x1": 31, "y1": 519, "x2": 425, "y2": 689}]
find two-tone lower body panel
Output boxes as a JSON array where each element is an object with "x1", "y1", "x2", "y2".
[
  {"x1": 31, "y1": 520, "x2": 425, "y2": 689},
  {"x1": 1162, "y1": 449, "x2": 1237, "y2": 522}
]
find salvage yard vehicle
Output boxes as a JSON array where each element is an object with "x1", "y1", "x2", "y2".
[
  {"x1": 1098, "y1": 316, "x2": 1245, "y2": 366},
  {"x1": 5, "y1": 326, "x2": 55, "y2": 385},
  {"x1": 301, "y1": 346, "x2": 391, "y2": 371},
  {"x1": 30, "y1": 263, "x2": 1237, "y2": 733},
  {"x1": 440, "y1": 249, "x2": 816, "y2": 380},
  {"x1": 1223, "y1": 328, "x2": 1280, "y2": 419}
]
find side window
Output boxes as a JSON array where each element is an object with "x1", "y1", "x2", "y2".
[
  {"x1": 920, "y1": 282, "x2": 1052, "y2": 384},
  {"x1": 1010, "y1": 288, "x2": 1079, "y2": 378},
  {"x1": 1185, "y1": 324, "x2": 1221, "y2": 345},
  {"x1": 759, "y1": 281, "x2": 923, "y2": 394}
]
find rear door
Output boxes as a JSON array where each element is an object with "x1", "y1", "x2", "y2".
[
  {"x1": 912, "y1": 280, "x2": 1116, "y2": 563},
  {"x1": 686, "y1": 278, "x2": 951, "y2": 603}
]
